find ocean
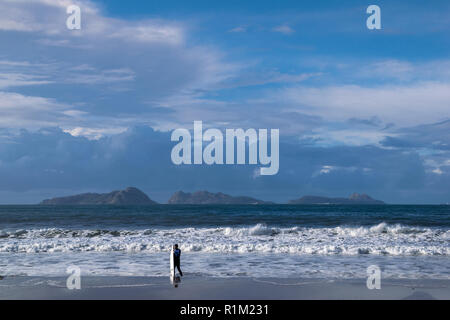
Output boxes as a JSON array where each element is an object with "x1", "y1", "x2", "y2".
[{"x1": 0, "y1": 205, "x2": 449, "y2": 280}]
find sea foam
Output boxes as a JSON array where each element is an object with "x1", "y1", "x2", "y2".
[{"x1": 0, "y1": 223, "x2": 448, "y2": 256}]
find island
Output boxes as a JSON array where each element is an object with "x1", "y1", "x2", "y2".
[
  {"x1": 288, "y1": 193, "x2": 385, "y2": 205},
  {"x1": 40, "y1": 187, "x2": 158, "y2": 205},
  {"x1": 168, "y1": 191, "x2": 272, "y2": 205}
]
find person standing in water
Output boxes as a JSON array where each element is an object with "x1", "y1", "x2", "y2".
[{"x1": 173, "y1": 244, "x2": 183, "y2": 276}]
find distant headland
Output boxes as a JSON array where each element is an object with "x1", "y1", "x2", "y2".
[
  {"x1": 288, "y1": 193, "x2": 385, "y2": 205},
  {"x1": 40, "y1": 187, "x2": 157, "y2": 205},
  {"x1": 168, "y1": 190, "x2": 272, "y2": 205},
  {"x1": 40, "y1": 188, "x2": 385, "y2": 205}
]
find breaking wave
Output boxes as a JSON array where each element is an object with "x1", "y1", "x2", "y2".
[{"x1": 1, "y1": 223, "x2": 448, "y2": 256}]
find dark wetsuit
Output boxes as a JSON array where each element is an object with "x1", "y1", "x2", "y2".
[{"x1": 174, "y1": 248, "x2": 183, "y2": 276}]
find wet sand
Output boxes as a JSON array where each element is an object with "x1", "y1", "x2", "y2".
[{"x1": 0, "y1": 276, "x2": 448, "y2": 300}]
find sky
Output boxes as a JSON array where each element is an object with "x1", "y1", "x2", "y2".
[{"x1": 0, "y1": 0, "x2": 449, "y2": 204}]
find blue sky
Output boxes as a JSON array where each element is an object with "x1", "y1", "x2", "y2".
[{"x1": 0, "y1": 0, "x2": 449, "y2": 204}]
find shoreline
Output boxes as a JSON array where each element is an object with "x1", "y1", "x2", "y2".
[{"x1": 0, "y1": 276, "x2": 448, "y2": 300}]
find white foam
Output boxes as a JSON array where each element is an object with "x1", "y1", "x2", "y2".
[
  {"x1": 1, "y1": 251, "x2": 449, "y2": 279},
  {"x1": 0, "y1": 223, "x2": 448, "y2": 256}
]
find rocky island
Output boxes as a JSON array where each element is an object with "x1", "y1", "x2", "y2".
[
  {"x1": 40, "y1": 187, "x2": 157, "y2": 205},
  {"x1": 289, "y1": 193, "x2": 385, "y2": 205},
  {"x1": 168, "y1": 191, "x2": 272, "y2": 205}
]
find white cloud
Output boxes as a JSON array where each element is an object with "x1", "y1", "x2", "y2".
[
  {"x1": 252, "y1": 168, "x2": 261, "y2": 179},
  {"x1": 229, "y1": 26, "x2": 247, "y2": 33},
  {"x1": 0, "y1": 91, "x2": 64, "y2": 112},
  {"x1": 0, "y1": 0, "x2": 183, "y2": 45},
  {"x1": 0, "y1": 60, "x2": 135, "y2": 87},
  {"x1": 66, "y1": 68, "x2": 135, "y2": 84},
  {"x1": 313, "y1": 165, "x2": 363, "y2": 178},
  {"x1": 0, "y1": 60, "x2": 48, "y2": 67},
  {"x1": 0, "y1": 73, "x2": 53, "y2": 89},
  {"x1": 319, "y1": 165, "x2": 334, "y2": 174},
  {"x1": 0, "y1": 0, "x2": 238, "y2": 137},
  {"x1": 272, "y1": 25, "x2": 294, "y2": 34},
  {"x1": 0, "y1": 91, "x2": 71, "y2": 128},
  {"x1": 359, "y1": 60, "x2": 414, "y2": 81},
  {"x1": 301, "y1": 128, "x2": 390, "y2": 147},
  {"x1": 0, "y1": 91, "x2": 141, "y2": 137},
  {"x1": 278, "y1": 82, "x2": 450, "y2": 126},
  {"x1": 2, "y1": 0, "x2": 447, "y2": 147},
  {"x1": 425, "y1": 158, "x2": 450, "y2": 176},
  {"x1": 357, "y1": 59, "x2": 450, "y2": 82},
  {"x1": 220, "y1": 71, "x2": 321, "y2": 89},
  {"x1": 63, "y1": 126, "x2": 127, "y2": 140},
  {"x1": 108, "y1": 24, "x2": 184, "y2": 45}
]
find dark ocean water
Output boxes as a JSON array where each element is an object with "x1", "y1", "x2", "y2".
[
  {"x1": 0, "y1": 205, "x2": 449, "y2": 279},
  {"x1": 1, "y1": 204, "x2": 449, "y2": 229}
]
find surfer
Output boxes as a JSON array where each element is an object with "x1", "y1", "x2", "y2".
[{"x1": 173, "y1": 244, "x2": 183, "y2": 276}]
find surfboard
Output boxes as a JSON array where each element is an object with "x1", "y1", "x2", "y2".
[{"x1": 170, "y1": 246, "x2": 175, "y2": 278}]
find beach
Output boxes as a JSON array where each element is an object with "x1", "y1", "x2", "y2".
[
  {"x1": 0, "y1": 204, "x2": 449, "y2": 300},
  {"x1": 0, "y1": 276, "x2": 449, "y2": 300}
]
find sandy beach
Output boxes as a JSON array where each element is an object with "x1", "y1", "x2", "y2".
[{"x1": 0, "y1": 276, "x2": 448, "y2": 300}]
